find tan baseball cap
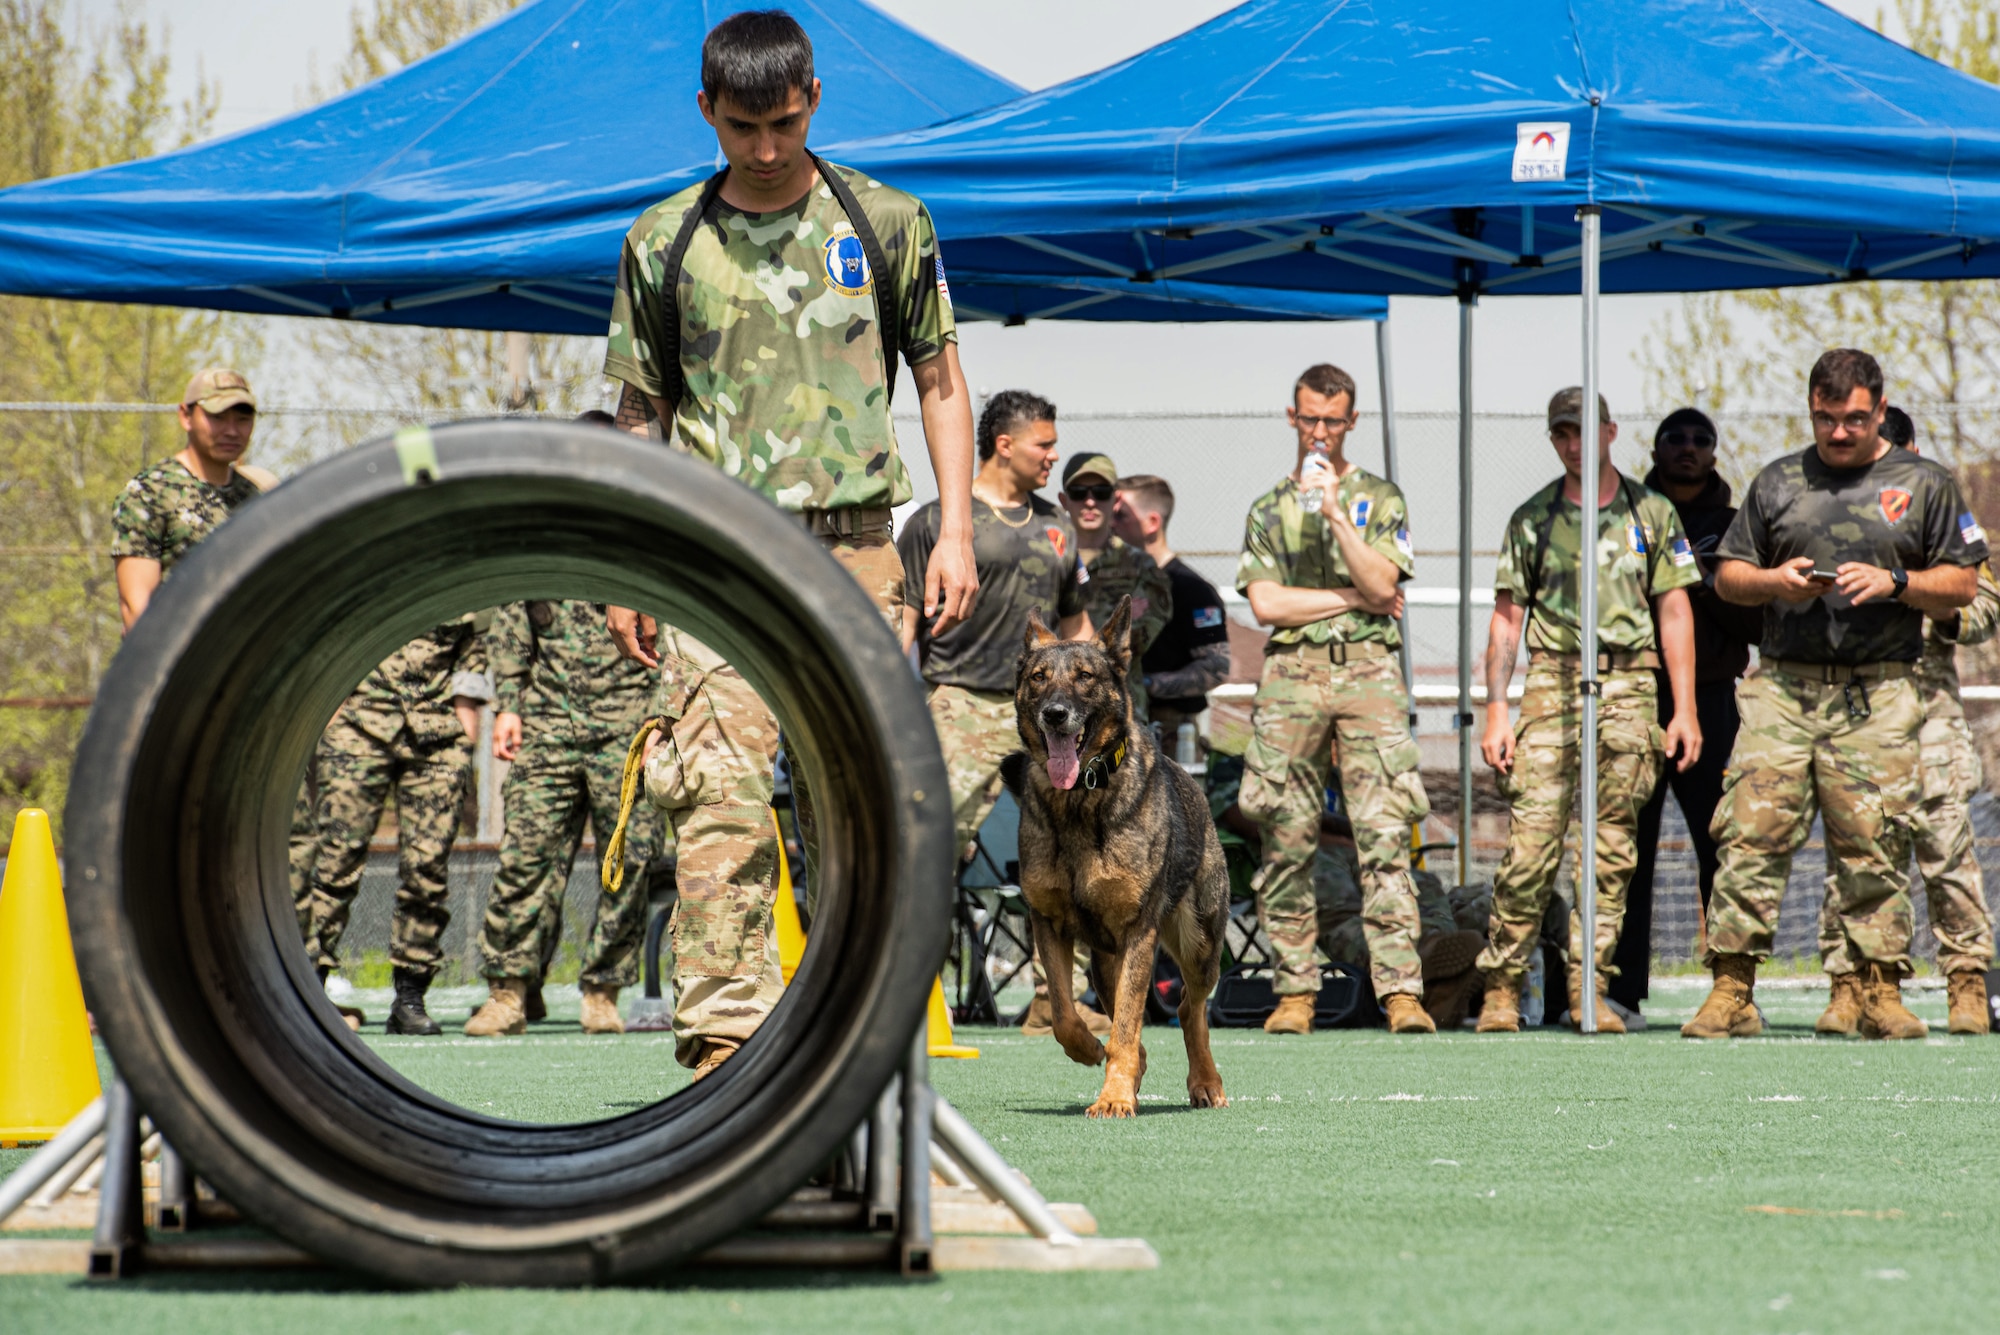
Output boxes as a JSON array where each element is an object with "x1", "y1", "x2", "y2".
[
  {"x1": 1062, "y1": 453, "x2": 1118, "y2": 487},
  {"x1": 1547, "y1": 386, "x2": 1611, "y2": 430},
  {"x1": 183, "y1": 367, "x2": 257, "y2": 414}
]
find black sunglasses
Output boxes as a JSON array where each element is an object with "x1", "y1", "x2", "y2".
[
  {"x1": 1660, "y1": 430, "x2": 1716, "y2": 449},
  {"x1": 1066, "y1": 484, "x2": 1115, "y2": 503}
]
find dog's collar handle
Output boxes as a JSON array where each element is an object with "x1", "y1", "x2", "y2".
[{"x1": 1080, "y1": 738, "x2": 1128, "y2": 791}]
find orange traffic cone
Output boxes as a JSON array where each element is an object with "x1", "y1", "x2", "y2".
[{"x1": 0, "y1": 809, "x2": 101, "y2": 1144}]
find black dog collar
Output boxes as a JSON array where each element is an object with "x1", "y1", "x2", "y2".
[{"x1": 1080, "y1": 738, "x2": 1129, "y2": 791}]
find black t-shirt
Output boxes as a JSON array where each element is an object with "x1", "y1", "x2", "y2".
[
  {"x1": 900, "y1": 495, "x2": 1086, "y2": 692},
  {"x1": 1716, "y1": 444, "x2": 1988, "y2": 664},
  {"x1": 1143, "y1": 557, "x2": 1229, "y2": 713}
]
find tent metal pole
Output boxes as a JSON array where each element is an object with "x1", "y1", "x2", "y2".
[
  {"x1": 1577, "y1": 205, "x2": 1603, "y2": 1034},
  {"x1": 1375, "y1": 315, "x2": 1416, "y2": 719},
  {"x1": 1456, "y1": 294, "x2": 1475, "y2": 888}
]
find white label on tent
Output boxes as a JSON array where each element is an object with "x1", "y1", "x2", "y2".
[{"x1": 1512, "y1": 122, "x2": 1570, "y2": 182}]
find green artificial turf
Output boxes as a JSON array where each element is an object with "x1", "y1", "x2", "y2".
[{"x1": 8, "y1": 978, "x2": 1999, "y2": 1334}]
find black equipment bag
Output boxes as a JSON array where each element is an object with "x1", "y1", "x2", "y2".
[{"x1": 1206, "y1": 960, "x2": 1373, "y2": 1029}]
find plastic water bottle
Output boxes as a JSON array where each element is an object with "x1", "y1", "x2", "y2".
[
  {"x1": 1522, "y1": 948, "x2": 1547, "y2": 1028},
  {"x1": 1299, "y1": 443, "x2": 1332, "y2": 513},
  {"x1": 1175, "y1": 722, "x2": 1198, "y2": 766}
]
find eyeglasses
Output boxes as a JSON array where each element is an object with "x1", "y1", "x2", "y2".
[
  {"x1": 1660, "y1": 430, "x2": 1715, "y2": 449},
  {"x1": 1811, "y1": 411, "x2": 1877, "y2": 433},
  {"x1": 1066, "y1": 484, "x2": 1114, "y2": 504},
  {"x1": 1295, "y1": 414, "x2": 1354, "y2": 431}
]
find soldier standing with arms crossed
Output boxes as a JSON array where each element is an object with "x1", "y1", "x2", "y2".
[
  {"x1": 1810, "y1": 405, "x2": 1996, "y2": 1036},
  {"x1": 1687, "y1": 351, "x2": 1983, "y2": 1040},
  {"x1": 464, "y1": 596, "x2": 664, "y2": 1037},
  {"x1": 1236, "y1": 363, "x2": 1431, "y2": 1035},
  {"x1": 602, "y1": 11, "x2": 976, "y2": 1080},
  {"x1": 1478, "y1": 389, "x2": 1702, "y2": 1034}
]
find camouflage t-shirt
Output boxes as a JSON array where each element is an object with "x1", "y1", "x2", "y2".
[
  {"x1": 900, "y1": 495, "x2": 1086, "y2": 693},
  {"x1": 1496, "y1": 474, "x2": 1699, "y2": 655},
  {"x1": 1235, "y1": 468, "x2": 1414, "y2": 647},
  {"x1": 1717, "y1": 445, "x2": 1989, "y2": 664},
  {"x1": 109, "y1": 457, "x2": 261, "y2": 571},
  {"x1": 487, "y1": 600, "x2": 659, "y2": 742},
  {"x1": 603, "y1": 162, "x2": 956, "y2": 512}
]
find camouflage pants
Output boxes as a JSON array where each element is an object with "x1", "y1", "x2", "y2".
[
  {"x1": 1707, "y1": 670, "x2": 1920, "y2": 969},
  {"x1": 1815, "y1": 697, "x2": 1991, "y2": 975},
  {"x1": 1314, "y1": 844, "x2": 1459, "y2": 967},
  {"x1": 1239, "y1": 650, "x2": 1429, "y2": 999},
  {"x1": 1478, "y1": 660, "x2": 1663, "y2": 982},
  {"x1": 645, "y1": 531, "x2": 904, "y2": 1066},
  {"x1": 298, "y1": 718, "x2": 472, "y2": 978},
  {"x1": 477, "y1": 727, "x2": 659, "y2": 987}
]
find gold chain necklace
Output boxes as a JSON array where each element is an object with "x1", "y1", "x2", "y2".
[{"x1": 975, "y1": 489, "x2": 1034, "y2": 528}]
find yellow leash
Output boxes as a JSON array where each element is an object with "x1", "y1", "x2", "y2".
[{"x1": 601, "y1": 716, "x2": 665, "y2": 895}]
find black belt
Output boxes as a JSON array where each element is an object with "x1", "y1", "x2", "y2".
[
  {"x1": 795, "y1": 506, "x2": 892, "y2": 539},
  {"x1": 1763, "y1": 658, "x2": 1914, "y2": 684}
]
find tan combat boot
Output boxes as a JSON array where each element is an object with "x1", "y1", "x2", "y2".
[
  {"x1": 1682, "y1": 954, "x2": 1762, "y2": 1039},
  {"x1": 1858, "y1": 961, "x2": 1927, "y2": 1040},
  {"x1": 1019, "y1": 996, "x2": 1054, "y2": 1036},
  {"x1": 1263, "y1": 993, "x2": 1315, "y2": 1035},
  {"x1": 579, "y1": 983, "x2": 625, "y2": 1035},
  {"x1": 1475, "y1": 976, "x2": 1521, "y2": 1033},
  {"x1": 1383, "y1": 994, "x2": 1436, "y2": 1034},
  {"x1": 1815, "y1": 971, "x2": 1863, "y2": 1036},
  {"x1": 464, "y1": 978, "x2": 527, "y2": 1037},
  {"x1": 1078, "y1": 1001, "x2": 1114, "y2": 1036},
  {"x1": 1566, "y1": 964, "x2": 1626, "y2": 1035},
  {"x1": 689, "y1": 1038, "x2": 741, "y2": 1082},
  {"x1": 1947, "y1": 970, "x2": 1991, "y2": 1036}
]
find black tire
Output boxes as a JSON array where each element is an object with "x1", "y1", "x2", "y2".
[{"x1": 64, "y1": 421, "x2": 953, "y2": 1285}]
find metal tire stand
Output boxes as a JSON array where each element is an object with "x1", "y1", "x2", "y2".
[{"x1": 48, "y1": 1038, "x2": 1152, "y2": 1281}]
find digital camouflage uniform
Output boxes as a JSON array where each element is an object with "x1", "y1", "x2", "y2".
[
  {"x1": 1480, "y1": 476, "x2": 1697, "y2": 982},
  {"x1": 1235, "y1": 469, "x2": 1428, "y2": 1000},
  {"x1": 476, "y1": 600, "x2": 664, "y2": 988},
  {"x1": 1709, "y1": 447, "x2": 1988, "y2": 969},
  {"x1": 1080, "y1": 537, "x2": 1172, "y2": 721},
  {"x1": 109, "y1": 456, "x2": 262, "y2": 574},
  {"x1": 1817, "y1": 564, "x2": 2000, "y2": 977},
  {"x1": 298, "y1": 616, "x2": 492, "y2": 978},
  {"x1": 608, "y1": 160, "x2": 949, "y2": 1065}
]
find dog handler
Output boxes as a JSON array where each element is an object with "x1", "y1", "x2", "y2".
[
  {"x1": 1478, "y1": 388, "x2": 1702, "y2": 1035},
  {"x1": 1812, "y1": 410, "x2": 1997, "y2": 1036},
  {"x1": 899, "y1": 391, "x2": 1107, "y2": 1038},
  {"x1": 1236, "y1": 363, "x2": 1432, "y2": 1036},
  {"x1": 601, "y1": 11, "x2": 976, "y2": 1080},
  {"x1": 1687, "y1": 350, "x2": 1984, "y2": 1040}
]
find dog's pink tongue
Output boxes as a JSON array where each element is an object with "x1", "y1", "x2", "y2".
[{"x1": 1044, "y1": 729, "x2": 1081, "y2": 790}]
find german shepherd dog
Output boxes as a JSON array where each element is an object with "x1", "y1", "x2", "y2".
[{"x1": 1000, "y1": 597, "x2": 1228, "y2": 1118}]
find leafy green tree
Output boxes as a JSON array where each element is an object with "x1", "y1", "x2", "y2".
[{"x1": 0, "y1": 0, "x2": 235, "y2": 844}]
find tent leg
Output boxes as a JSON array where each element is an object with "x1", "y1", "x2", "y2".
[
  {"x1": 1577, "y1": 205, "x2": 1603, "y2": 1034},
  {"x1": 1376, "y1": 314, "x2": 1416, "y2": 723},
  {"x1": 1456, "y1": 293, "x2": 1476, "y2": 888}
]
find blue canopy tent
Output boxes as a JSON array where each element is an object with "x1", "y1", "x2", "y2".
[
  {"x1": 829, "y1": 0, "x2": 2000, "y2": 1023},
  {"x1": 0, "y1": 0, "x2": 1382, "y2": 328}
]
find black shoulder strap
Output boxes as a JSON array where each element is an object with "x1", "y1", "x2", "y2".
[
  {"x1": 652, "y1": 168, "x2": 730, "y2": 415},
  {"x1": 1520, "y1": 482, "x2": 1566, "y2": 631},
  {"x1": 809, "y1": 151, "x2": 906, "y2": 407}
]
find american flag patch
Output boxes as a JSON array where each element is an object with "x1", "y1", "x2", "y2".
[
  {"x1": 1192, "y1": 606, "x2": 1224, "y2": 629},
  {"x1": 1961, "y1": 512, "x2": 1986, "y2": 545},
  {"x1": 1670, "y1": 536, "x2": 1696, "y2": 567}
]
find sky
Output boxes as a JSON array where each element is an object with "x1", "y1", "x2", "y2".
[{"x1": 65, "y1": 0, "x2": 1900, "y2": 416}]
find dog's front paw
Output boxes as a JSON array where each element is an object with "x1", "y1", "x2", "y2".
[
  {"x1": 1085, "y1": 1092, "x2": 1137, "y2": 1119},
  {"x1": 1056, "y1": 1026, "x2": 1106, "y2": 1067},
  {"x1": 1187, "y1": 1078, "x2": 1228, "y2": 1109}
]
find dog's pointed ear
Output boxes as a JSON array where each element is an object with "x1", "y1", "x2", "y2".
[
  {"x1": 999, "y1": 751, "x2": 1028, "y2": 798},
  {"x1": 1024, "y1": 608, "x2": 1060, "y2": 652},
  {"x1": 1096, "y1": 595, "x2": 1133, "y2": 675}
]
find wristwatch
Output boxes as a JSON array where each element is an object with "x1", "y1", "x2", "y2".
[{"x1": 1891, "y1": 567, "x2": 1909, "y2": 601}]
